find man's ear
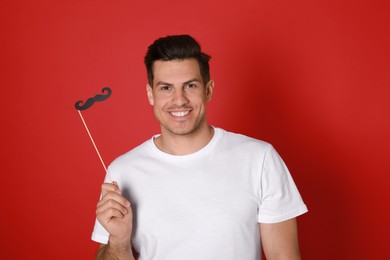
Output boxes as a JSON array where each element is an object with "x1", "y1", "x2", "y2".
[
  {"x1": 146, "y1": 84, "x2": 154, "y2": 105},
  {"x1": 206, "y1": 80, "x2": 214, "y2": 101}
]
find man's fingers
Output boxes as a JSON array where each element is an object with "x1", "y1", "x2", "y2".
[
  {"x1": 97, "y1": 197, "x2": 130, "y2": 216},
  {"x1": 100, "y1": 182, "x2": 130, "y2": 206},
  {"x1": 100, "y1": 189, "x2": 130, "y2": 207},
  {"x1": 97, "y1": 207, "x2": 128, "y2": 225},
  {"x1": 101, "y1": 182, "x2": 121, "y2": 197},
  {"x1": 96, "y1": 199, "x2": 122, "y2": 214},
  {"x1": 97, "y1": 181, "x2": 133, "y2": 232}
]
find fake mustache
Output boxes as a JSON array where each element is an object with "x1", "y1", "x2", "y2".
[{"x1": 74, "y1": 87, "x2": 112, "y2": 110}]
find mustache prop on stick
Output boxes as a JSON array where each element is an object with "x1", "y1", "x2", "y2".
[{"x1": 75, "y1": 87, "x2": 113, "y2": 182}]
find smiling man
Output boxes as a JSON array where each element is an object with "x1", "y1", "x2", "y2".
[
  {"x1": 92, "y1": 35, "x2": 308, "y2": 260},
  {"x1": 146, "y1": 58, "x2": 214, "y2": 155}
]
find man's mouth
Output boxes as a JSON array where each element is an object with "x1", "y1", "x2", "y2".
[{"x1": 170, "y1": 111, "x2": 190, "y2": 117}]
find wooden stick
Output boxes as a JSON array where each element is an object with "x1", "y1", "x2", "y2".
[{"x1": 77, "y1": 110, "x2": 113, "y2": 182}]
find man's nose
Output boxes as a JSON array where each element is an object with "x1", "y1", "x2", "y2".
[{"x1": 172, "y1": 89, "x2": 189, "y2": 105}]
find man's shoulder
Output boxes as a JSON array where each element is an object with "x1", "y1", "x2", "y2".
[
  {"x1": 109, "y1": 137, "x2": 154, "y2": 167},
  {"x1": 218, "y1": 128, "x2": 271, "y2": 149}
]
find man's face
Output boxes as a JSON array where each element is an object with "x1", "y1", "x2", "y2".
[{"x1": 146, "y1": 59, "x2": 213, "y2": 137}]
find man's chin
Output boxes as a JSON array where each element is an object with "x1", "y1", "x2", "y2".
[
  {"x1": 168, "y1": 129, "x2": 193, "y2": 136},
  {"x1": 163, "y1": 124, "x2": 198, "y2": 136}
]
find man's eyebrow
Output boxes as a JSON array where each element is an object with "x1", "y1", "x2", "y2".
[
  {"x1": 156, "y1": 81, "x2": 173, "y2": 86},
  {"x1": 183, "y1": 78, "x2": 200, "y2": 85},
  {"x1": 156, "y1": 78, "x2": 200, "y2": 86}
]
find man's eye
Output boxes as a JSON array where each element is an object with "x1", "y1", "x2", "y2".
[
  {"x1": 160, "y1": 86, "x2": 171, "y2": 91},
  {"x1": 187, "y1": 83, "x2": 196, "y2": 88}
]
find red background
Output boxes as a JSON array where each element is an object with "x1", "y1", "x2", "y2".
[{"x1": 1, "y1": 0, "x2": 389, "y2": 259}]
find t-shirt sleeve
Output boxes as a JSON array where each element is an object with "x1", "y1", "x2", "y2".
[
  {"x1": 91, "y1": 171, "x2": 112, "y2": 244},
  {"x1": 257, "y1": 145, "x2": 308, "y2": 223},
  {"x1": 91, "y1": 218, "x2": 109, "y2": 244}
]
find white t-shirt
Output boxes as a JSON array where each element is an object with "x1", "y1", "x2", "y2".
[{"x1": 92, "y1": 128, "x2": 308, "y2": 259}]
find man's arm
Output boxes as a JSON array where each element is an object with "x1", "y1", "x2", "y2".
[
  {"x1": 260, "y1": 218, "x2": 301, "y2": 260},
  {"x1": 96, "y1": 243, "x2": 135, "y2": 260},
  {"x1": 95, "y1": 182, "x2": 135, "y2": 260},
  {"x1": 96, "y1": 244, "x2": 137, "y2": 260}
]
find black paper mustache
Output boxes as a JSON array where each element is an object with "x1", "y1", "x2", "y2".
[{"x1": 74, "y1": 87, "x2": 112, "y2": 110}]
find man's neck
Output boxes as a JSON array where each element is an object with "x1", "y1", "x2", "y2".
[{"x1": 154, "y1": 125, "x2": 214, "y2": 156}]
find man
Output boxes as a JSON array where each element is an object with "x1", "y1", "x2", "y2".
[{"x1": 92, "y1": 35, "x2": 308, "y2": 260}]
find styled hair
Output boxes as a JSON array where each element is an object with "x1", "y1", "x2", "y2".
[{"x1": 144, "y1": 34, "x2": 211, "y2": 85}]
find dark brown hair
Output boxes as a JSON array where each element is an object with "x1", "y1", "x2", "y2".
[{"x1": 144, "y1": 35, "x2": 211, "y2": 85}]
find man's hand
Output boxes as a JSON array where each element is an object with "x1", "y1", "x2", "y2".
[{"x1": 96, "y1": 182, "x2": 133, "y2": 247}]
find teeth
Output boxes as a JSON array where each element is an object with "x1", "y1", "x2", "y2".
[{"x1": 170, "y1": 111, "x2": 189, "y2": 117}]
